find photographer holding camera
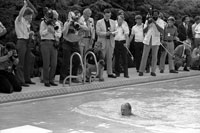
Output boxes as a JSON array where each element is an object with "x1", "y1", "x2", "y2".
[
  {"x1": 139, "y1": 9, "x2": 165, "y2": 76},
  {"x1": 40, "y1": 9, "x2": 62, "y2": 87},
  {"x1": 59, "y1": 10, "x2": 89, "y2": 83},
  {"x1": 0, "y1": 42, "x2": 22, "y2": 93}
]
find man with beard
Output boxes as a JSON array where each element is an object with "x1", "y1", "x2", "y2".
[{"x1": 139, "y1": 10, "x2": 165, "y2": 76}]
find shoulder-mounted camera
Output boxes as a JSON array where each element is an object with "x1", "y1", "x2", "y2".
[{"x1": 43, "y1": 7, "x2": 59, "y2": 30}]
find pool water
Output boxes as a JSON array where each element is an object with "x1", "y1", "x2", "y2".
[
  {"x1": 0, "y1": 77, "x2": 200, "y2": 133},
  {"x1": 74, "y1": 78, "x2": 200, "y2": 133}
]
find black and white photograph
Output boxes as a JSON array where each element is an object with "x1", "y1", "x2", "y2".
[{"x1": 0, "y1": 0, "x2": 200, "y2": 132}]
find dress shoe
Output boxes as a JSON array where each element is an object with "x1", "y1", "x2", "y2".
[
  {"x1": 25, "y1": 81, "x2": 36, "y2": 84},
  {"x1": 50, "y1": 82, "x2": 58, "y2": 86},
  {"x1": 183, "y1": 67, "x2": 190, "y2": 71},
  {"x1": 108, "y1": 74, "x2": 117, "y2": 78},
  {"x1": 124, "y1": 75, "x2": 129, "y2": 78},
  {"x1": 138, "y1": 72, "x2": 143, "y2": 76},
  {"x1": 60, "y1": 79, "x2": 70, "y2": 84},
  {"x1": 150, "y1": 72, "x2": 156, "y2": 76},
  {"x1": 169, "y1": 70, "x2": 178, "y2": 73},
  {"x1": 160, "y1": 70, "x2": 164, "y2": 73},
  {"x1": 44, "y1": 83, "x2": 50, "y2": 87},
  {"x1": 72, "y1": 79, "x2": 81, "y2": 83},
  {"x1": 21, "y1": 83, "x2": 29, "y2": 87}
]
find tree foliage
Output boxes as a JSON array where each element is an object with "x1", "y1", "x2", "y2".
[{"x1": 0, "y1": 0, "x2": 200, "y2": 32}]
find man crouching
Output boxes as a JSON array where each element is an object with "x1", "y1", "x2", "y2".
[{"x1": 86, "y1": 41, "x2": 105, "y2": 82}]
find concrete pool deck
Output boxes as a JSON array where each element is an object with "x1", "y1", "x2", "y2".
[{"x1": 1, "y1": 67, "x2": 200, "y2": 104}]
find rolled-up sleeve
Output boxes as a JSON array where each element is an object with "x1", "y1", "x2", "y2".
[{"x1": 39, "y1": 21, "x2": 48, "y2": 37}]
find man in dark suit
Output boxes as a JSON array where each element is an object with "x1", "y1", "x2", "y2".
[{"x1": 177, "y1": 15, "x2": 193, "y2": 43}]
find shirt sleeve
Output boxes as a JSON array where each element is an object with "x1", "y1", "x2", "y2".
[
  {"x1": 39, "y1": 21, "x2": 48, "y2": 37},
  {"x1": 131, "y1": 26, "x2": 135, "y2": 36}
]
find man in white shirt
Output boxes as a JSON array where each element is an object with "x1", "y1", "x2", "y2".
[
  {"x1": 114, "y1": 15, "x2": 129, "y2": 78},
  {"x1": 39, "y1": 9, "x2": 62, "y2": 87},
  {"x1": 194, "y1": 16, "x2": 200, "y2": 49},
  {"x1": 130, "y1": 15, "x2": 145, "y2": 72},
  {"x1": 139, "y1": 10, "x2": 164, "y2": 76},
  {"x1": 15, "y1": 0, "x2": 35, "y2": 87},
  {"x1": 79, "y1": 8, "x2": 95, "y2": 58}
]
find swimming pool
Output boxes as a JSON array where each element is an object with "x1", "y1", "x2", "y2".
[{"x1": 0, "y1": 77, "x2": 200, "y2": 133}]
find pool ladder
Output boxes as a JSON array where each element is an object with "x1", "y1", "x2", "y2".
[{"x1": 63, "y1": 51, "x2": 98, "y2": 87}]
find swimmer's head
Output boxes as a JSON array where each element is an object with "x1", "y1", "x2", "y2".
[{"x1": 121, "y1": 102, "x2": 132, "y2": 116}]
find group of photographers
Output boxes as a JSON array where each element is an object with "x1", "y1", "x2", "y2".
[{"x1": 1, "y1": 0, "x2": 200, "y2": 93}]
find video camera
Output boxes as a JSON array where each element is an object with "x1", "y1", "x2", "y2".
[{"x1": 43, "y1": 7, "x2": 59, "y2": 30}]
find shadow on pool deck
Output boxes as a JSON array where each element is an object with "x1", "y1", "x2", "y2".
[{"x1": 1, "y1": 67, "x2": 200, "y2": 103}]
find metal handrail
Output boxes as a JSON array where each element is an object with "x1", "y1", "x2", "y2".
[
  {"x1": 63, "y1": 52, "x2": 85, "y2": 87},
  {"x1": 84, "y1": 51, "x2": 99, "y2": 83}
]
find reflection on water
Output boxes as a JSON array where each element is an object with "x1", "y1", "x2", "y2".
[{"x1": 73, "y1": 81, "x2": 200, "y2": 133}]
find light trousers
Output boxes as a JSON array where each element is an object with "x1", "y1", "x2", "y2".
[{"x1": 139, "y1": 44, "x2": 159, "y2": 73}]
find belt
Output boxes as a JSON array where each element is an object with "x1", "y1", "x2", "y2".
[
  {"x1": 115, "y1": 40, "x2": 126, "y2": 42},
  {"x1": 41, "y1": 39, "x2": 55, "y2": 42},
  {"x1": 164, "y1": 40, "x2": 173, "y2": 42},
  {"x1": 18, "y1": 38, "x2": 29, "y2": 41},
  {"x1": 83, "y1": 36, "x2": 91, "y2": 38}
]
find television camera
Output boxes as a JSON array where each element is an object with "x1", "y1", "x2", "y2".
[{"x1": 43, "y1": 7, "x2": 59, "y2": 30}]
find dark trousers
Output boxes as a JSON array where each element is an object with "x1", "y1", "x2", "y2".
[
  {"x1": 114, "y1": 40, "x2": 128, "y2": 76},
  {"x1": 0, "y1": 70, "x2": 22, "y2": 93},
  {"x1": 134, "y1": 42, "x2": 144, "y2": 71},
  {"x1": 40, "y1": 40, "x2": 58, "y2": 84},
  {"x1": 60, "y1": 40, "x2": 80, "y2": 81},
  {"x1": 15, "y1": 39, "x2": 33, "y2": 84}
]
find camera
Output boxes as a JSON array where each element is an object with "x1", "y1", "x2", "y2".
[
  {"x1": 3, "y1": 42, "x2": 18, "y2": 62},
  {"x1": 70, "y1": 20, "x2": 80, "y2": 30},
  {"x1": 67, "y1": 11, "x2": 81, "y2": 34},
  {"x1": 9, "y1": 50, "x2": 18, "y2": 62},
  {"x1": 146, "y1": 7, "x2": 154, "y2": 24},
  {"x1": 43, "y1": 7, "x2": 59, "y2": 30}
]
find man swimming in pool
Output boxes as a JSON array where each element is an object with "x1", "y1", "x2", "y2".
[{"x1": 121, "y1": 102, "x2": 134, "y2": 116}]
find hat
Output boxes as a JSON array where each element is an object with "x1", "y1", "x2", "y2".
[
  {"x1": 135, "y1": 15, "x2": 142, "y2": 20},
  {"x1": 168, "y1": 16, "x2": 175, "y2": 21}
]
